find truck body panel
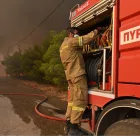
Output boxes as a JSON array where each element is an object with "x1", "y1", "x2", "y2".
[
  {"x1": 70, "y1": 0, "x2": 140, "y2": 103},
  {"x1": 71, "y1": 0, "x2": 100, "y2": 20},
  {"x1": 70, "y1": 0, "x2": 140, "y2": 134},
  {"x1": 119, "y1": 0, "x2": 140, "y2": 84}
]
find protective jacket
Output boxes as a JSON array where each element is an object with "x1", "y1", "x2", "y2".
[{"x1": 60, "y1": 31, "x2": 95, "y2": 80}]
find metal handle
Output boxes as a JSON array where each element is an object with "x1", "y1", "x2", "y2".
[{"x1": 103, "y1": 49, "x2": 106, "y2": 90}]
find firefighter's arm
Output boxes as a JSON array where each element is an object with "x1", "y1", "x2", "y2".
[{"x1": 71, "y1": 30, "x2": 98, "y2": 47}]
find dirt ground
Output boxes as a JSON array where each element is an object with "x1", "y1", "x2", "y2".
[{"x1": 18, "y1": 79, "x2": 68, "y2": 101}]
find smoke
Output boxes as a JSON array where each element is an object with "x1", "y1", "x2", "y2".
[
  {"x1": 0, "y1": 0, "x2": 86, "y2": 75},
  {"x1": 0, "y1": 0, "x2": 85, "y2": 53}
]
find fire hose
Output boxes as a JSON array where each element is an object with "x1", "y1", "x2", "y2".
[{"x1": 0, "y1": 92, "x2": 91, "y2": 125}]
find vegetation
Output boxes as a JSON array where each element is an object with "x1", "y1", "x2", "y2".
[{"x1": 1, "y1": 31, "x2": 67, "y2": 87}]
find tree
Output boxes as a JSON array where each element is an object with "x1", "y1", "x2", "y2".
[
  {"x1": 40, "y1": 30, "x2": 67, "y2": 87},
  {"x1": 2, "y1": 52, "x2": 23, "y2": 76},
  {"x1": 2, "y1": 30, "x2": 67, "y2": 88},
  {"x1": 21, "y1": 44, "x2": 47, "y2": 81}
]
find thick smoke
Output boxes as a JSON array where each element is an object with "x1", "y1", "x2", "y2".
[{"x1": 0, "y1": 0, "x2": 86, "y2": 75}]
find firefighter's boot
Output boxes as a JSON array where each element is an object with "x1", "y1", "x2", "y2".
[
  {"x1": 64, "y1": 120, "x2": 71, "y2": 135},
  {"x1": 68, "y1": 124, "x2": 88, "y2": 136}
]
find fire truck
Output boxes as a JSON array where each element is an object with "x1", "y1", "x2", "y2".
[{"x1": 69, "y1": 0, "x2": 140, "y2": 136}]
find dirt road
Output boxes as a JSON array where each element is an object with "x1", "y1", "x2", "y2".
[{"x1": 0, "y1": 77, "x2": 67, "y2": 136}]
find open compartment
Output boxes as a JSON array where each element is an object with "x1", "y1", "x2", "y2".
[{"x1": 71, "y1": 1, "x2": 114, "y2": 91}]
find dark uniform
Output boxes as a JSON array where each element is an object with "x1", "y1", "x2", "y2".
[{"x1": 60, "y1": 31, "x2": 95, "y2": 124}]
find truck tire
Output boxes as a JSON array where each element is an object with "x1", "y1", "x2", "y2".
[{"x1": 105, "y1": 118, "x2": 140, "y2": 136}]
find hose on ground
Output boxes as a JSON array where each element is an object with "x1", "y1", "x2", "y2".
[{"x1": 0, "y1": 92, "x2": 89, "y2": 123}]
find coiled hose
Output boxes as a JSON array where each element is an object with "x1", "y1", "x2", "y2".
[{"x1": 86, "y1": 56, "x2": 102, "y2": 83}]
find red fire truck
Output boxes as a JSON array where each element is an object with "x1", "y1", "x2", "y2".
[{"x1": 69, "y1": 0, "x2": 140, "y2": 135}]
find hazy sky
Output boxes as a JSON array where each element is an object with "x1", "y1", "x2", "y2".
[
  {"x1": 0, "y1": 0, "x2": 85, "y2": 54},
  {"x1": 0, "y1": 0, "x2": 86, "y2": 75}
]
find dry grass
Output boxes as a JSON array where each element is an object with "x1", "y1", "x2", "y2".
[{"x1": 18, "y1": 80, "x2": 68, "y2": 101}]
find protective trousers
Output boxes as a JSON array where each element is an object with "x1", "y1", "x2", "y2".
[{"x1": 66, "y1": 75, "x2": 88, "y2": 124}]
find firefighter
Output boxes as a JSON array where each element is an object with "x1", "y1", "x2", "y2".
[{"x1": 60, "y1": 27, "x2": 98, "y2": 136}]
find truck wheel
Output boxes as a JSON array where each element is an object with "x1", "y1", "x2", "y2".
[{"x1": 105, "y1": 118, "x2": 140, "y2": 136}]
